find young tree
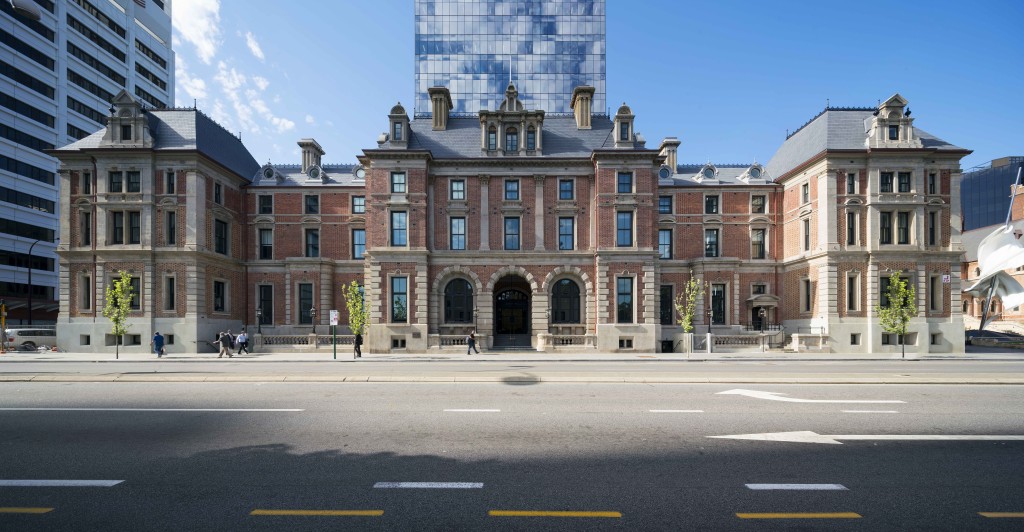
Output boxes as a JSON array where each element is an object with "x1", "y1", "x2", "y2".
[
  {"x1": 343, "y1": 281, "x2": 370, "y2": 335},
  {"x1": 674, "y1": 271, "x2": 705, "y2": 333},
  {"x1": 102, "y1": 270, "x2": 134, "y2": 359},
  {"x1": 877, "y1": 270, "x2": 918, "y2": 358}
]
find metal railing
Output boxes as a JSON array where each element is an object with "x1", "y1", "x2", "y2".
[{"x1": 262, "y1": 335, "x2": 311, "y2": 346}]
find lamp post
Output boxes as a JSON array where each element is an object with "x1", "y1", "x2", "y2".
[
  {"x1": 309, "y1": 306, "x2": 317, "y2": 336},
  {"x1": 255, "y1": 307, "x2": 262, "y2": 335},
  {"x1": 26, "y1": 239, "x2": 41, "y2": 325}
]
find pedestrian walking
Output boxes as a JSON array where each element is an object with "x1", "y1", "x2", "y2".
[
  {"x1": 218, "y1": 331, "x2": 234, "y2": 358},
  {"x1": 354, "y1": 332, "x2": 363, "y2": 357},
  {"x1": 466, "y1": 331, "x2": 480, "y2": 355},
  {"x1": 236, "y1": 329, "x2": 250, "y2": 355},
  {"x1": 152, "y1": 331, "x2": 165, "y2": 357}
]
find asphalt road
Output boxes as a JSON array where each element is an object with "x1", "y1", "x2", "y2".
[{"x1": 0, "y1": 382, "x2": 1022, "y2": 530}]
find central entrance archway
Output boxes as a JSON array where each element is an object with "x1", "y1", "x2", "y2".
[{"x1": 493, "y1": 275, "x2": 531, "y2": 347}]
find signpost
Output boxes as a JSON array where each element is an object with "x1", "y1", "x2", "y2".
[{"x1": 329, "y1": 310, "x2": 339, "y2": 360}]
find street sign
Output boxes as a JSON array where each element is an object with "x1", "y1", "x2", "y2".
[
  {"x1": 942, "y1": 274, "x2": 950, "y2": 284},
  {"x1": 329, "y1": 310, "x2": 339, "y2": 326}
]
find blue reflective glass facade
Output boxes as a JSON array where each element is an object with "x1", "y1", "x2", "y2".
[
  {"x1": 414, "y1": 0, "x2": 606, "y2": 115},
  {"x1": 961, "y1": 158, "x2": 1024, "y2": 231}
]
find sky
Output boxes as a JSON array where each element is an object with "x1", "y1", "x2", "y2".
[{"x1": 171, "y1": 0, "x2": 1023, "y2": 171}]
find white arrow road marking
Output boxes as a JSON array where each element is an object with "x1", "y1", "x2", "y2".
[
  {"x1": 711, "y1": 431, "x2": 1024, "y2": 445},
  {"x1": 0, "y1": 480, "x2": 123, "y2": 487},
  {"x1": 374, "y1": 482, "x2": 483, "y2": 489},
  {"x1": 716, "y1": 389, "x2": 904, "y2": 404},
  {"x1": 746, "y1": 484, "x2": 847, "y2": 490}
]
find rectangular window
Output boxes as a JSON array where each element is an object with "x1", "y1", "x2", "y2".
[
  {"x1": 81, "y1": 212, "x2": 91, "y2": 246},
  {"x1": 121, "y1": 124, "x2": 132, "y2": 141},
  {"x1": 751, "y1": 195, "x2": 765, "y2": 214},
  {"x1": 391, "y1": 172, "x2": 406, "y2": 193},
  {"x1": 259, "y1": 228, "x2": 273, "y2": 260},
  {"x1": 704, "y1": 195, "x2": 719, "y2": 214},
  {"x1": 898, "y1": 172, "x2": 911, "y2": 193},
  {"x1": 801, "y1": 183, "x2": 810, "y2": 204},
  {"x1": 165, "y1": 211, "x2": 176, "y2": 245},
  {"x1": 847, "y1": 212, "x2": 857, "y2": 245},
  {"x1": 126, "y1": 171, "x2": 140, "y2": 193},
  {"x1": 210, "y1": 280, "x2": 223, "y2": 313},
  {"x1": 165, "y1": 276, "x2": 175, "y2": 311},
  {"x1": 558, "y1": 217, "x2": 574, "y2": 250},
  {"x1": 803, "y1": 218, "x2": 811, "y2": 251},
  {"x1": 128, "y1": 211, "x2": 141, "y2": 244},
  {"x1": 930, "y1": 275, "x2": 941, "y2": 312},
  {"x1": 660, "y1": 285, "x2": 674, "y2": 326},
  {"x1": 215, "y1": 220, "x2": 228, "y2": 254},
  {"x1": 504, "y1": 179, "x2": 519, "y2": 200},
  {"x1": 880, "y1": 275, "x2": 907, "y2": 308},
  {"x1": 352, "y1": 229, "x2": 365, "y2": 259},
  {"x1": 880, "y1": 172, "x2": 894, "y2": 193},
  {"x1": 897, "y1": 212, "x2": 910, "y2": 244},
  {"x1": 391, "y1": 277, "x2": 407, "y2": 323},
  {"x1": 559, "y1": 179, "x2": 574, "y2": 200},
  {"x1": 847, "y1": 274, "x2": 858, "y2": 311},
  {"x1": 617, "y1": 277, "x2": 633, "y2": 323},
  {"x1": 527, "y1": 128, "x2": 536, "y2": 150},
  {"x1": 751, "y1": 228, "x2": 766, "y2": 259},
  {"x1": 258, "y1": 195, "x2": 273, "y2": 214},
  {"x1": 711, "y1": 284, "x2": 726, "y2": 324},
  {"x1": 82, "y1": 172, "x2": 91, "y2": 194},
  {"x1": 802, "y1": 279, "x2": 813, "y2": 312},
  {"x1": 214, "y1": 183, "x2": 222, "y2": 204},
  {"x1": 393, "y1": 121, "x2": 402, "y2": 141},
  {"x1": 928, "y1": 211, "x2": 937, "y2": 246},
  {"x1": 129, "y1": 277, "x2": 140, "y2": 310},
  {"x1": 928, "y1": 172, "x2": 937, "y2": 195},
  {"x1": 705, "y1": 228, "x2": 719, "y2": 257},
  {"x1": 659, "y1": 229, "x2": 672, "y2": 259},
  {"x1": 450, "y1": 217, "x2": 466, "y2": 250},
  {"x1": 846, "y1": 173, "x2": 856, "y2": 194},
  {"x1": 305, "y1": 229, "x2": 319, "y2": 257},
  {"x1": 617, "y1": 172, "x2": 632, "y2": 193},
  {"x1": 258, "y1": 285, "x2": 273, "y2": 325},
  {"x1": 165, "y1": 170, "x2": 175, "y2": 194},
  {"x1": 112, "y1": 211, "x2": 124, "y2": 244},
  {"x1": 505, "y1": 128, "x2": 518, "y2": 152},
  {"x1": 450, "y1": 180, "x2": 465, "y2": 200},
  {"x1": 851, "y1": 333, "x2": 860, "y2": 346},
  {"x1": 889, "y1": 125, "x2": 899, "y2": 140},
  {"x1": 109, "y1": 171, "x2": 123, "y2": 193},
  {"x1": 391, "y1": 211, "x2": 407, "y2": 246},
  {"x1": 304, "y1": 195, "x2": 319, "y2": 214},
  {"x1": 658, "y1": 195, "x2": 672, "y2": 214},
  {"x1": 752, "y1": 284, "x2": 766, "y2": 295},
  {"x1": 298, "y1": 283, "x2": 313, "y2": 324},
  {"x1": 504, "y1": 217, "x2": 520, "y2": 250},
  {"x1": 620, "y1": 121, "x2": 629, "y2": 141},
  {"x1": 880, "y1": 212, "x2": 893, "y2": 244},
  {"x1": 352, "y1": 195, "x2": 365, "y2": 214},
  {"x1": 487, "y1": 128, "x2": 496, "y2": 150},
  {"x1": 81, "y1": 275, "x2": 91, "y2": 310},
  {"x1": 616, "y1": 211, "x2": 633, "y2": 247}
]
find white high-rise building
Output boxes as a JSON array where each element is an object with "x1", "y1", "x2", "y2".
[{"x1": 1, "y1": 0, "x2": 173, "y2": 324}]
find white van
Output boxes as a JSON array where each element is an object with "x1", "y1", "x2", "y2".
[{"x1": 4, "y1": 328, "x2": 57, "y2": 351}]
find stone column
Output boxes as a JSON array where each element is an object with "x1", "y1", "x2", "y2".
[
  {"x1": 426, "y1": 177, "x2": 435, "y2": 251},
  {"x1": 534, "y1": 174, "x2": 545, "y2": 250},
  {"x1": 185, "y1": 168, "x2": 202, "y2": 250},
  {"x1": 479, "y1": 175, "x2": 490, "y2": 250}
]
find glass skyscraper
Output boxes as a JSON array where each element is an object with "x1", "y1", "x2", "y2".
[{"x1": 414, "y1": 0, "x2": 606, "y2": 115}]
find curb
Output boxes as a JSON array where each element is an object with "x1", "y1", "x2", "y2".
[{"x1": 2, "y1": 375, "x2": 1023, "y2": 384}]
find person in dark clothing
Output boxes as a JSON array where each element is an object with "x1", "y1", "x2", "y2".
[
  {"x1": 218, "y1": 331, "x2": 234, "y2": 358},
  {"x1": 466, "y1": 332, "x2": 480, "y2": 355},
  {"x1": 354, "y1": 333, "x2": 363, "y2": 357},
  {"x1": 152, "y1": 332, "x2": 165, "y2": 357}
]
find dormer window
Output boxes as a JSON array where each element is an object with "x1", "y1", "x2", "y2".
[
  {"x1": 393, "y1": 121, "x2": 403, "y2": 141},
  {"x1": 121, "y1": 125, "x2": 132, "y2": 141},
  {"x1": 620, "y1": 121, "x2": 629, "y2": 141},
  {"x1": 749, "y1": 167, "x2": 761, "y2": 179},
  {"x1": 488, "y1": 126, "x2": 497, "y2": 151},
  {"x1": 888, "y1": 125, "x2": 899, "y2": 140},
  {"x1": 703, "y1": 167, "x2": 715, "y2": 179},
  {"x1": 527, "y1": 126, "x2": 536, "y2": 150},
  {"x1": 505, "y1": 127, "x2": 518, "y2": 153}
]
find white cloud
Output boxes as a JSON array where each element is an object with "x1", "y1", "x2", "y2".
[
  {"x1": 245, "y1": 31, "x2": 265, "y2": 61},
  {"x1": 305, "y1": 114, "x2": 315, "y2": 125},
  {"x1": 174, "y1": 56, "x2": 207, "y2": 106},
  {"x1": 172, "y1": 0, "x2": 221, "y2": 64},
  {"x1": 252, "y1": 76, "x2": 270, "y2": 91}
]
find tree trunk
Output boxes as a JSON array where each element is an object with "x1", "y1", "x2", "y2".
[{"x1": 115, "y1": 335, "x2": 120, "y2": 360}]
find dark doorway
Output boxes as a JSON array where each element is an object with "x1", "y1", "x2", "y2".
[{"x1": 494, "y1": 276, "x2": 531, "y2": 347}]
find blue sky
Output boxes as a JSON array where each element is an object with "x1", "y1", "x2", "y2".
[{"x1": 172, "y1": 0, "x2": 1023, "y2": 171}]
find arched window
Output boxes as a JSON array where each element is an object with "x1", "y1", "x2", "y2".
[
  {"x1": 526, "y1": 126, "x2": 536, "y2": 150},
  {"x1": 505, "y1": 127, "x2": 519, "y2": 152},
  {"x1": 551, "y1": 279, "x2": 580, "y2": 323},
  {"x1": 487, "y1": 126, "x2": 497, "y2": 151},
  {"x1": 444, "y1": 279, "x2": 473, "y2": 323}
]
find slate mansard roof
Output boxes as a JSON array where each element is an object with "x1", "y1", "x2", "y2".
[
  {"x1": 765, "y1": 108, "x2": 967, "y2": 180},
  {"x1": 55, "y1": 109, "x2": 261, "y2": 181},
  {"x1": 383, "y1": 115, "x2": 641, "y2": 158}
]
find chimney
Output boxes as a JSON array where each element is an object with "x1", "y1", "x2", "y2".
[
  {"x1": 571, "y1": 86, "x2": 595, "y2": 130},
  {"x1": 428, "y1": 87, "x2": 453, "y2": 131},
  {"x1": 659, "y1": 137, "x2": 681, "y2": 171},
  {"x1": 297, "y1": 138, "x2": 325, "y2": 173}
]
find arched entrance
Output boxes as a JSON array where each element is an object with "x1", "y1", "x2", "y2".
[{"x1": 493, "y1": 275, "x2": 531, "y2": 347}]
